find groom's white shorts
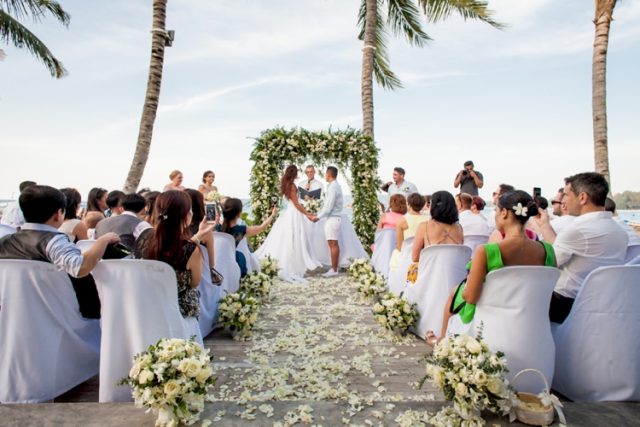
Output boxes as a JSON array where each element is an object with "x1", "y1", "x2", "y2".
[{"x1": 324, "y1": 216, "x2": 342, "y2": 241}]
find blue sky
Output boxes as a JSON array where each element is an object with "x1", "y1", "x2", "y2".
[{"x1": 1, "y1": 0, "x2": 639, "y2": 202}]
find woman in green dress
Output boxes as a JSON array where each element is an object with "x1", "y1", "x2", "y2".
[{"x1": 425, "y1": 190, "x2": 557, "y2": 345}]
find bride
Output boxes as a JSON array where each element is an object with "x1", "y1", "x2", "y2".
[{"x1": 255, "y1": 165, "x2": 322, "y2": 283}]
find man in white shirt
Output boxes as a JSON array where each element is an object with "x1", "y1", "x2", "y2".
[
  {"x1": 385, "y1": 167, "x2": 418, "y2": 198},
  {"x1": 485, "y1": 183, "x2": 514, "y2": 233},
  {"x1": 456, "y1": 193, "x2": 490, "y2": 236},
  {"x1": 310, "y1": 166, "x2": 343, "y2": 277},
  {"x1": 537, "y1": 172, "x2": 628, "y2": 323},
  {"x1": 549, "y1": 188, "x2": 574, "y2": 235},
  {"x1": 1, "y1": 180, "x2": 36, "y2": 228},
  {"x1": 297, "y1": 165, "x2": 323, "y2": 200}
]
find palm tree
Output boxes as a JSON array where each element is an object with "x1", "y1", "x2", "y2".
[
  {"x1": 0, "y1": 0, "x2": 70, "y2": 78},
  {"x1": 358, "y1": 0, "x2": 503, "y2": 139},
  {"x1": 592, "y1": 0, "x2": 617, "y2": 188},
  {"x1": 123, "y1": 0, "x2": 170, "y2": 193}
]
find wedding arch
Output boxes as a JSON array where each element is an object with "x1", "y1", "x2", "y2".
[{"x1": 249, "y1": 127, "x2": 380, "y2": 247}]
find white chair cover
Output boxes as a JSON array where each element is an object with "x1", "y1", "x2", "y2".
[
  {"x1": 92, "y1": 260, "x2": 190, "y2": 402},
  {"x1": 625, "y1": 245, "x2": 640, "y2": 264},
  {"x1": 198, "y1": 249, "x2": 223, "y2": 338},
  {"x1": 0, "y1": 260, "x2": 100, "y2": 403},
  {"x1": 371, "y1": 229, "x2": 396, "y2": 278},
  {"x1": 463, "y1": 234, "x2": 489, "y2": 258},
  {"x1": 449, "y1": 266, "x2": 560, "y2": 393},
  {"x1": 237, "y1": 237, "x2": 260, "y2": 273},
  {"x1": 387, "y1": 237, "x2": 414, "y2": 296},
  {"x1": 0, "y1": 224, "x2": 16, "y2": 238},
  {"x1": 406, "y1": 245, "x2": 471, "y2": 339},
  {"x1": 552, "y1": 265, "x2": 640, "y2": 402},
  {"x1": 627, "y1": 255, "x2": 640, "y2": 265},
  {"x1": 213, "y1": 232, "x2": 241, "y2": 294},
  {"x1": 308, "y1": 215, "x2": 369, "y2": 268},
  {"x1": 76, "y1": 239, "x2": 96, "y2": 252}
]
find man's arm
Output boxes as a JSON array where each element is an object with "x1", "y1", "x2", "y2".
[
  {"x1": 535, "y1": 210, "x2": 557, "y2": 243},
  {"x1": 471, "y1": 171, "x2": 483, "y2": 188},
  {"x1": 317, "y1": 185, "x2": 336, "y2": 219},
  {"x1": 453, "y1": 171, "x2": 463, "y2": 188},
  {"x1": 48, "y1": 232, "x2": 120, "y2": 278}
]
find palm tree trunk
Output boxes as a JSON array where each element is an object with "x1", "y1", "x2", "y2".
[
  {"x1": 592, "y1": 0, "x2": 616, "y2": 189},
  {"x1": 123, "y1": 0, "x2": 168, "y2": 193},
  {"x1": 361, "y1": 0, "x2": 377, "y2": 139}
]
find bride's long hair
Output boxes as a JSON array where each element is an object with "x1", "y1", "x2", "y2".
[{"x1": 280, "y1": 165, "x2": 298, "y2": 199}]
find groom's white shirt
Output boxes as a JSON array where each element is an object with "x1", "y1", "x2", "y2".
[{"x1": 317, "y1": 181, "x2": 343, "y2": 218}]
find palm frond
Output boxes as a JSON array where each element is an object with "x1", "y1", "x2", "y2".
[
  {"x1": 387, "y1": 0, "x2": 431, "y2": 46},
  {"x1": 0, "y1": 0, "x2": 70, "y2": 25},
  {"x1": 418, "y1": 0, "x2": 504, "y2": 29},
  {"x1": 373, "y1": 49, "x2": 403, "y2": 90},
  {"x1": 0, "y1": 10, "x2": 67, "y2": 77}
]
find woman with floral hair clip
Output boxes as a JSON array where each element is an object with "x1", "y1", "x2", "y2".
[{"x1": 425, "y1": 190, "x2": 557, "y2": 345}]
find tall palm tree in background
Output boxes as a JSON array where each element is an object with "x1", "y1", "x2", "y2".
[
  {"x1": 358, "y1": 0, "x2": 503, "y2": 139},
  {"x1": 123, "y1": 0, "x2": 170, "y2": 193},
  {"x1": 592, "y1": 0, "x2": 617, "y2": 188},
  {"x1": 0, "y1": 0, "x2": 69, "y2": 78}
]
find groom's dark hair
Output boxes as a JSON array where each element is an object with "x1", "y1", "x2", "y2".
[{"x1": 326, "y1": 166, "x2": 338, "y2": 178}]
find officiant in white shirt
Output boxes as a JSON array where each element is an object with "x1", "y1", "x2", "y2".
[{"x1": 297, "y1": 165, "x2": 324, "y2": 200}]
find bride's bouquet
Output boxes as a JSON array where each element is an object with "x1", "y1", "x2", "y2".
[
  {"x1": 205, "y1": 191, "x2": 223, "y2": 203},
  {"x1": 218, "y1": 292, "x2": 260, "y2": 340},
  {"x1": 239, "y1": 271, "x2": 271, "y2": 301},
  {"x1": 373, "y1": 292, "x2": 418, "y2": 333},
  {"x1": 302, "y1": 198, "x2": 322, "y2": 214},
  {"x1": 119, "y1": 338, "x2": 215, "y2": 427},
  {"x1": 422, "y1": 328, "x2": 517, "y2": 426}
]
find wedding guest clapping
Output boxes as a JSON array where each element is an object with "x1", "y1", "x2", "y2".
[{"x1": 163, "y1": 170, "x2": 185, "y2": 192}]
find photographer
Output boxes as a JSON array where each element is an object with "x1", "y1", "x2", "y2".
[{"x1": 453, "y1": 160, "x2": 484, "y2": 196}]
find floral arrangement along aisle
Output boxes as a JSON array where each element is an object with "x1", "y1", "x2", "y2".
[
  {"x1": 120, "y1": 338, "x2": 215, "y2": 427},
  {"x1": 348, "y1": 258, "x2": 375, "y2": 280},
  {"x1": 239, "y1": 271, "x2": 272, "y2": 301},
  {"x1": 259, "y1": 255, "x2": 279, "y2": 280},
  {"x1": 249, "y1": 127, "x2": 380, "y2": 247},
  {"x1": 373, "y1": 292, "x2": 418, "y2": 334},
  {"x1": 422, "y1": 329, "x2": 518, "y2": 426},
  {"x1": 218, "y1": 292, "x2": 260, "y2": 340}
]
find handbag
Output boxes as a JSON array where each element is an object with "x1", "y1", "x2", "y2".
[{"x1": 210, "y1": 267, "x2": 224, "y2": 286}]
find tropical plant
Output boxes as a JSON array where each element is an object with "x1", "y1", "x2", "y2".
[
  {"x1": 0, "y1": 0, "x2": 70, "y2": 78},
  {"x1": 358, "y1": 0, "x2": 503, "y2": 138},
  {"x1": 592, "y1": 0, "x2": 618, "y2": 188},
  {"x1": 123, "y1": 0, "x2": 170, "y2": 193}
]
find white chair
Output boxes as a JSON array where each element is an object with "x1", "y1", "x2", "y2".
[
  {"x1": 552, "y1": 265, "x2": 640, "y2": 402},
  {"x1": 449, "y1": 266, "x2": 560, "y2": 393},
  {"x1": 406, "y1": 245, "x2": 471, "y2": 339},
  {"x1": 237, "y1": 237, "x2": 260, "y2": 274},
  {"x1": 198, "y1": 249, "x2": 223, "y2": 338},
  {"x1": 0, "y1": 224, "x2": 16, "y2": 238},
  {"x1": 0, "y1": 260, "x2": 100, "y2": 403},
  {"x1": 371, "y1": 229, "x2": 396, "y2": 278},
  {"x1": 463, "y1": 234, "x2": 489, "y2": 258},
  {"x1": 387, "y1": 237, "x2": 414, "y2": 296},
  {"x1": 627, "y1": 255, "x2": 640, "y2": 265},
  {"x1": 625, "y1": 245, "x2": 640, "y2": 264},
  {"x1": 336, "y1": 214, "x2": 369, "y2": 266},
  {"x1": 213, "y1": 232, "x2": 241, "y2": 294},
  {"x1": 92, "y1": 260, "x2": 190, "y2": 402},
  {"x1": 76, "y1": 239, "x2": 96, "y2": 252}
]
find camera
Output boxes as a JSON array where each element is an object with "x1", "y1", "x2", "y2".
[{"x1": 461, "y1": 170, "x2": 468, "y2": 176}]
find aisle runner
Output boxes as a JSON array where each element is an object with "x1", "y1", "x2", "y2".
[{"x1": 208, "y1": 276, "x2": 440, "y2": 424}]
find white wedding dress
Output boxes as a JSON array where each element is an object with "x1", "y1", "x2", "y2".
[{"x1": 255, "y1": 198, "x2": 322, "y2": 283}]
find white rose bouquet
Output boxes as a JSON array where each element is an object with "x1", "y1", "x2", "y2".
[
  {"x1": 205, "y1": 191, "x2": 222, "y2": 203},
  {"x1": 119, "y1": 338, "x2": 215, "y2": 427},
  {"x1": 348, "y1": 258, "x2": 374, "y2": 280},
  {"x1": 374, "y1": 292, "x2": 418, "y2": 333},
  {"x1": 422, "y1": 328, "x2": 517, "y2": 425},
  {"x1": 259, "y1": 255, "x2": 279, "y2": 280},
  {"x1": 218, "y1": 292, "x2": 260, "y2": 340},
  {"x1": 302, "y1": 198, "x2": 322, "y2": 214},
  {"x1": 355, "y1": 271, "x2": 387, "y2": 300},
  {"x1": 239, "y1": 271, "x2": 271, "y2": 301}
]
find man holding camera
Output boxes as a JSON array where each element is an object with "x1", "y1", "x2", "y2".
[{"x1": 454, "y1": 160, "x2": 484, "y2": 196}]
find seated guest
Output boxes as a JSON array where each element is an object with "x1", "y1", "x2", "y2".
[
  {"x1": 412, "y1": 191, "x2": 463, "y2": 263},
  {"x1": 1, "y1": 180, "x2": 36, "y2": 229},
  {"x1": 420, "y1": 194, "x2": 432, "y2": 216},
  {"x1": 488, "y1": 183, "x2": 538, "y2": 242},
  {"x1": 0, "y1": 185, "x2": 119, "y2": 318},
  {"x1": 135, "y1": 191, "x2": 214, "y2": 341},
  {"x1": 143, "y1": 191, "x2": 160, "y2": 223},
  {"x1": 198, "y1": 170, "x2": 218, "y2": 198},
  {"x1": 377, "y1": 194, "x2": 407, "y2": 230},
  {"x1": 163, "y1": 170, "x2": 185, "y2": 192},
  {"x1": 185, "y1": 188, "x2": 215, "y2": 272},
  {"x1": 456, "y1": 192, "x2": 490, "y2": 237},
  {"x1": 486, "y1": 183, "x2": 514, "y2": 233},
  {"x1": 95, "y1": 193, "x2": 151, "y2": 249},
  {"x1": 83, "y1": 187, "x2": 108, "y2": 231},
  {"x1": 425, "y1": 190, "x2": 557, "y2": 344},
  {"x1": 389, "y1": 193, "x2": 428, "y2": 271},
  {"x1": 216, "y1": 198, "x2": 276, "y2": 276},
  {"x1": 526, "y1": 196, "x2": 549, "y2": 238},
  {"x1": 536, "y1": 172, "x2": 628, "y2": 323},
  {"x1": 549, "y1": 188, "x2": 574, "y2": 234},
  {"x1": 59, "y1": 188, "x2": 88, "y2": 243},
  {"x1": 605, "y1": 197, "x2": 640, "y2": 247},
  {"x1": 105, "y1": 190, "x2": 125, "y2": 217},
  {"x1": 470, "y1": 196, "x2": 485, "y2": 214}
]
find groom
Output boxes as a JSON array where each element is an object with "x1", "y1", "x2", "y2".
[{"x1": 310, "y1": 166, "x2": 342, "y2": 277}]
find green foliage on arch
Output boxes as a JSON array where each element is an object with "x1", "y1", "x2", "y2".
[{"x1": 249, "y1": 127, "x2": 380, "y2": 247}]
